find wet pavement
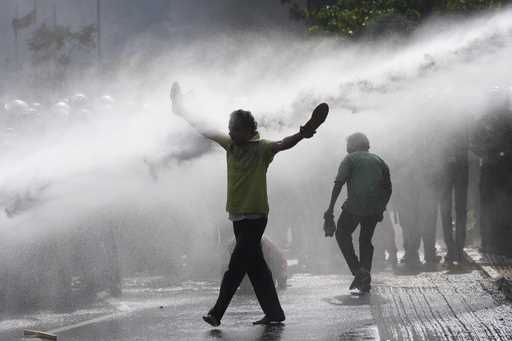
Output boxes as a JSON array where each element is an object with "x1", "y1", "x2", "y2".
[
  {"x1": 372, "y1": 266, "x2": 512, "y2": 340},
  {"x1": 465, "y1": 248, "x2": 512, "y2": 300},
  {"x1": 47, "y1": 275, "x2": 377, "y2": 341},
  {"x1": 4, "y1": 265, "x2": 512, "y2": 341}
]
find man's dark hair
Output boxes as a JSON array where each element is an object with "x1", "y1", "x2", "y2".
[
  {"x1": 230, "y1": 109, "x2": 257, "y2": 133},
  {"x1": 347, "y1": 132, "x2": 370, "y2": 152}
]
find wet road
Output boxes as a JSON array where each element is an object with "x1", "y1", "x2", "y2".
[
  {"x1": 8, "y1": 266, "x2": 512, "y2": 341},
  {"x1": 372, "y1": 268, "x2": 512, "y2": 340},
  {"x1": 50, "y1": 274, "x2": 377, "y2": 341}
]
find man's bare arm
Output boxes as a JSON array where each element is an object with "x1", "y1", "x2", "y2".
[
  {"x1": 170, "y1": 82, "x2": 224, "y2": 141},
  {"x1": 271, "y1": 131, "x2": 306, "y2": 154},
  {"x1": 271, "y1": 103, "x2": 328, "y2": 154},
  {"x1": 325, "y1": 182, "x2": 343, "y2": 217}
]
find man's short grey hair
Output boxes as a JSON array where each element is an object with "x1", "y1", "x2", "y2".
[{"x1": 347, "y1": 132, "x2": 370, "y2": 151}]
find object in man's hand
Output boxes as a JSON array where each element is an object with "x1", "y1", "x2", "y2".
[
  {"x1": 323, "y1": 214, "x2": 336, "y2": 237},
  {"x1": 301, "y1": 102, "x2": 329, "y2": 138}
]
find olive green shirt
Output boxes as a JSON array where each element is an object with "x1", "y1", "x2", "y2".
[
  {"x1": 335, "y1": 151, "x2": 392, "y2": 216},
  {"x1": 214, "y1": 134, "x2": 274, "y2": 215}
]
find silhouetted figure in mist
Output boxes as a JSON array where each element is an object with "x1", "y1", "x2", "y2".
[
  {"x1": 324, "y1": 133, "x2": 392, "y2": 293},
  {"x1": 439, "y1": 125, "x2": 470, "y2": 265},
  {"x1": 391, "y1": 122, "x2": 444, "y2": 269},
  {"x1": 170, "y1": 82, "x2": 327, "y2": 327},
  {"x1": 471, "y1": 94, "x2": 512, "y2": 255},
  {"x1": 373, "y1": 210, "x2": 398, "y2": 268}
]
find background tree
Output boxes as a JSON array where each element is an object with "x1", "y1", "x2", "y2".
[
  {"x1": 27, "y1": 23, "x2": 96, "y2": 88},
  {"x1": 281, "y1": 0, "x2": 512, "y2": 38}
]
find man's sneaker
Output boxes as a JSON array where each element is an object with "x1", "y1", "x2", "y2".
[
  {"x1": 202, "y1": 313, "x2": 220, "y2": 327},
  {"x1": 253, "y1": 316, "x2": 285, "y2": 325}
]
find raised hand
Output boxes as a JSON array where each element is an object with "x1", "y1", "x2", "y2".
[
  {"x1": 170, "y1": 82, "x2": 184, "y2": 116},
  {"x1": 170, "y1": 82, "x2": 181, "y2": 102}
]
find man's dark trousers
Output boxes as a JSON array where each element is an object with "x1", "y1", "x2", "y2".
[
  {"x1": 209, "y1": 218, "x2": 285, "y2": 321},
  {"x1": 335, "y1": 210, "x2": 379, "y2": 275}
]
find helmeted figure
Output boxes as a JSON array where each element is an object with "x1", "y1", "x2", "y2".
[
  {"x1": 393, "y1": 119, "x2": 443, "y2": 267},
  {"x1": 4, "y1": 99, "x2": 31, "y2": 127},
  {"x1": 52, "y1": 101, "x2": 71, "y2": 119},
  {"x1": 69, "y1": 93, "x2": 93, "y2": 121}
]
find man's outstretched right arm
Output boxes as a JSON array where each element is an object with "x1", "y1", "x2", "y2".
[{"x1": 170, "y1": 82, "x2": 227, "y2": 145}]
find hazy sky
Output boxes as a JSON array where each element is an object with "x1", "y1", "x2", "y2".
[{"x1": 0, "y1": 0, "x2": 297, "y2": 70}]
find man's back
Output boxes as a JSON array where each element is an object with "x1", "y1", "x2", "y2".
[{"x1": 336, "y1": 151, "x2": 391, "y2": 216}]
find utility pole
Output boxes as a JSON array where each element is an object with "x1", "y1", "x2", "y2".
[
  {"x1": 53, "y1": 3, "x2": 57, "y2": 27},
  {"x1": 97, "y1": 0, "x2": 102, "y2": 68},
  {"x1": 14, "y1": 4, "x2": 19, "y2": 70},
  {"x1": 52, "y1": 3, "x2": 58, "y2": 94}
]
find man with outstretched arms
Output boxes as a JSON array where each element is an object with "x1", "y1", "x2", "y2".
[
  {"x1": 170, "y1": 82, "x2": 328, "y2": 326},
  {"x1": 324, "y1": 132, "x2": 391, "y2": 293}
]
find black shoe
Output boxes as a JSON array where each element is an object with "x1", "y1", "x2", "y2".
[
  {"x1": 203, "y1": 314, "x2": 220, "y2": 327},
  {"x1": 425, "y1": 255, "x2": 442, "y2": 264},
  {"x1": 349, "y1": 276, "x2": 360, "y2": 290},
  {"x1": 443, "y1": 255, "x2": 455, "y2": 267},
  {"x1": 252, "y1": 316, "x2": 285, "y2": 325},
  {"x1": 356, "y1": 287, "x2": 371, "y2": 295},
  {"x1": 358, "y1": 269, "x2": 371, "y2": 293},
  {"x1": 400, "y1": 254, "x2": 421, "y2": 266},
  {"x1": 456, "y1": 252, "x2": 470, "y2": 265},
  {"x1": 479, "y1": 246, "x2": 489, "y2": 254}
]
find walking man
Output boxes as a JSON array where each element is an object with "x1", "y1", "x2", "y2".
[
  {"x1": 170, "y1": 82, "x2": 328, "y2": 326},
  {"x1": 324, "y1": 133, "x2": 392, "y2": 293}
]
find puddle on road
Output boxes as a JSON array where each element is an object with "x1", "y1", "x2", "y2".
[{"x1": 339, "y1": 325, "x2": 380, "y2": 341}]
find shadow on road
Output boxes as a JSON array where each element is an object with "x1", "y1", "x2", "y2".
[
  {"x1": 443, "y1": 265, "x2": 475, "y2": 275},
  {"x1": 208, "y1": 324, "x2": 284, "y2": 341},
  {"x1": 323, "y1": 293, "x2": 388, "y2": 306}
]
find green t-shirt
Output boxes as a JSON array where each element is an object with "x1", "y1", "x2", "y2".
[
  {"x1": 215, "y1": 134, "x2": 274, "y2": 215},
  {"x1": 335, "y1": 151, "x2": 392, "y2": 216}
]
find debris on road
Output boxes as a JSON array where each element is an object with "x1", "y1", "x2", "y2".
[{"x1": 23, "y1": 329, "x2": 57, "y2": 340}]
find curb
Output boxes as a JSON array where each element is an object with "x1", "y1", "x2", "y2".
[{"x1": 464, "y1": 248, "x2": 512, "y2": 300}]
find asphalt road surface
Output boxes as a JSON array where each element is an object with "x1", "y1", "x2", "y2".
[{"x1": 7, "y1": 265, "x2": 512, "y2": 341}]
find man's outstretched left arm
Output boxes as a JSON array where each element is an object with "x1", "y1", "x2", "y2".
[
  {"x1": 271, "y1": 130, "x2": 308, "y2": 154},
  {"x1": 271, "y1": 103, "x2": 327, "y2": 154}
]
